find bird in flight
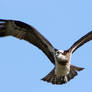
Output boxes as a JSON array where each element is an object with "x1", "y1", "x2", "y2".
[{"x1": 0, "y1": 19, "x2": 92, "y2": 85}]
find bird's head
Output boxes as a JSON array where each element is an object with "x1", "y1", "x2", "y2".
[{"x1": 55, "y1": 50, "x2": 69, "y2": 65}]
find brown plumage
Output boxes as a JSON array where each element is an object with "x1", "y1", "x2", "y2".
[
  {"x1": 41, "y1": 65, "x2": 83, "y2": 84},
  {"x1": 0, "y1": 19, "x2": 92, "y2": 85},
  {"x1": 0, "y1": 19, "x2": 56, "y2": 64},
  {"x1": 68, "y1": 31, "x2": 92, "y2": 53}
]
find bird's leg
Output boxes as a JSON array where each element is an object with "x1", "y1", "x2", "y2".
[{"x1": 64, "y1": 76, "x2": 68, "y2": 83}]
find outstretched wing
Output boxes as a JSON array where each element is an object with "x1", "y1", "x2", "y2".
[
  {"x1": 68, "y1": 31, "x2": 92, "y2": 53},
  {"x1": 0, "y1": 19, "x2": 56, "y2": 64}
]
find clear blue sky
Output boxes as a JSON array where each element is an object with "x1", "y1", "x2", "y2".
[{"x1": 0, "y1": 0, "x2": 92, "y2": 92}]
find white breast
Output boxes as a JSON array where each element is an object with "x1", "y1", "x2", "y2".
[{"x1": 55, "y1": 61, "x2": 70, "y2": 76}]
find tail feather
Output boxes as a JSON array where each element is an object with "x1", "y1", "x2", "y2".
[
  {"x1": 67, "y1": 65, "x2": 77, "y2": 81},
  {"x1": 71, "y1": 65, "x2": 84, "y2": 71},
  {"x1": 42, "y1": 65, "x2": 84, "y2": 85},
  {"x1": 42, "y1": 68, "x2": 55, "y2": 83}
]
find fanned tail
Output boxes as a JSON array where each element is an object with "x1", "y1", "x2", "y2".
[{"x1": 42, "y1": 65, "x2": 84, "y2": 85}]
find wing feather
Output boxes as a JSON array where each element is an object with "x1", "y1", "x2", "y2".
[
  {"x1": 0, "y1": 19, "x2": 56, "y2": 64},
  {"x1": 68, "y1": 31, "x2": 92, "y2": 53}
]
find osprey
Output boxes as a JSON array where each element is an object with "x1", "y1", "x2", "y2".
[{"x1": 0, "y1": 19, "x2": 92, "y2": 85}]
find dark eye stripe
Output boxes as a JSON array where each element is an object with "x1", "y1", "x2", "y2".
[{"x1": 56, "y1": 51, "x2": 62, "y2": 55}]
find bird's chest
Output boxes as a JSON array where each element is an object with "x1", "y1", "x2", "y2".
[{"x1": 55, "y1": 62, "x2": 70, "y2": 76}]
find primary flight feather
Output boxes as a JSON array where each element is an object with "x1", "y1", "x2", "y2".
[{"x1": 0, "y1": 19, "x2": 92, "y2": 85}]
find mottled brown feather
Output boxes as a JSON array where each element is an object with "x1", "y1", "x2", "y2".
[
  {"x1": 42, "y1": 65, "x2": 84, "y2": 85},
  {"x1": 68, "y1": 31, "x2": 92, "y2": 53},
  {"x1": 0, "y1": 19, "x2": 56, "y2": 64}
]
